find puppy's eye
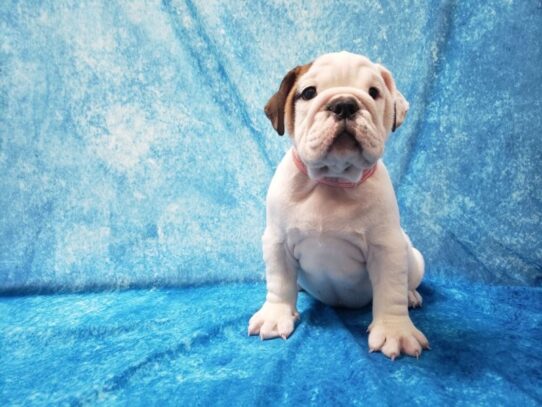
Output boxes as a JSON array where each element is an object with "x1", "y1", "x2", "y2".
[
  {"x1": 301, "y1": 86, "x2": 317, "y2": 101},
  {"x1": 368, "y1": 87, "x2": 380, "y2": 99}
]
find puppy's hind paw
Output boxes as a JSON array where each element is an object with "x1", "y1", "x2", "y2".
[{"x1": 408, "y1": 290, "x2": 423, "y2": 308}]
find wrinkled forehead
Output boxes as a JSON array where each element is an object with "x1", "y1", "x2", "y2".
[{"x1": 298, "y1": 52, "x2": 383, "y2": 89}]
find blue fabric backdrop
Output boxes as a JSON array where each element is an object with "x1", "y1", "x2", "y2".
[
  {"x1": 1, "y1": 1, "x2": 541, "y2": 405},
  {"x1": 2, "y1": 0, "x2": 539, "y2": 292}
]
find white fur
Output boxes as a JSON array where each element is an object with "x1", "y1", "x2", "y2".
[{"x1": 249, "y1": 52, "x2": 429, "y2": 360}]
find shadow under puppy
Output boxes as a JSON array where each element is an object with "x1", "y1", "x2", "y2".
[{"x1": 249, "y1": 51, "x2": 429, "y2": 360}]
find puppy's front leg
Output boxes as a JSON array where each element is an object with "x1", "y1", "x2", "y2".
[
  {"x1": 367, "y1": 226, "x2": 430, "y2": 359},
  {"x1": 248, "y1": 228, "x2": 299, "y2": 340}
]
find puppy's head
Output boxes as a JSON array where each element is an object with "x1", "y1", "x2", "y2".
[{"x1": 265, "y1": 51, "x2": 409, "y2": 183}]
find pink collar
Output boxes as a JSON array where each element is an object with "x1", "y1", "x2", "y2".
[{"x1": 291, "y1": 149, "x2": 377, "y2": 188}]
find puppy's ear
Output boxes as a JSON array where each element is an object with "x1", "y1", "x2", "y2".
[
  {"x1": 392, "y1": 90, "x2": 409, "y2": 132},
  {"x1": 264, "y1": 65, "x2": 304, "y2": 136},
  {"x1": 376, "y1": 64, "x2": 410, "y2": 132}
]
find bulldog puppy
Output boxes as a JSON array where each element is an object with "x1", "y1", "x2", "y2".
[{"x1": 248, "y1": 51, "x2": 429, "y2": 360}]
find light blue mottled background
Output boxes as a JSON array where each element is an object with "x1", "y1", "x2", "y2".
[{"x1": 1, "y1": 0, "x2": 541, "y2": 292}]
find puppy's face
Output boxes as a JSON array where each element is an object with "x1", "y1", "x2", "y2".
[{"x1": 265, "y1": 52, "x2": 409, "y2": 183}]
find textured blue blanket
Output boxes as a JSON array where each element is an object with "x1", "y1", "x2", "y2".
[
  {"x1": 1, "y1": 281, "x2": 541, "y2": 405},
  {"x1": 1, "y1": 0, "x2": 541, "y2": 405}
]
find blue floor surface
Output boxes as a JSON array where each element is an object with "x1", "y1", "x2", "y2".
[{"x1": 1, "y1": 280, "x2": 541, "y2": 406}]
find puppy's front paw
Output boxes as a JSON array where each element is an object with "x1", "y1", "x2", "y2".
[
  {"x1": 248, "y1": 302, "x2": 299, "y2": 340},
  {"x1": 367, "y1": 317, "x2": 430, "y2": 360}
]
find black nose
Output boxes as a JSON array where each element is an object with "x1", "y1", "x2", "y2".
[{"x1": 327, "y1": 98, "x2": 359, "y2": 119}]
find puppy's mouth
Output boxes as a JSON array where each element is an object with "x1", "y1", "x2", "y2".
[
  {"x1": 301, "y1": 111, "x2": 380, "y2": 182},
  {"x1": 327, "y1": 130, "x2": 360, "y2": 154},
  {"x1": 305, "y1": 130, "x2": 364, "y2": 182}
]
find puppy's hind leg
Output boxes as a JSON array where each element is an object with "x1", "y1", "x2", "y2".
[{"x1": 403, "y1": 231, "x2": 424, "y2": 308}]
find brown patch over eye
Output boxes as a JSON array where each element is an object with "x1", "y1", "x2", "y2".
[
  {"x1": 283, "y1": 63, "x2": 313, "y2": 136},
  {"x1": 369, "y1": 87, "x2": 380, "y2": 99}
]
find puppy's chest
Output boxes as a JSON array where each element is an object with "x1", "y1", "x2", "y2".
[{"x1": 284, "y1": 196, "x2": 369, "y2": 259}]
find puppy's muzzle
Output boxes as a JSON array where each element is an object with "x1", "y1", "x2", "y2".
[{"x1": 326, "y1": 97, "x2": 360, "y2": 120}]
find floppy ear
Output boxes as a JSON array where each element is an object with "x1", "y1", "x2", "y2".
[
  {"x1": 264, "y1": 66, "x2": 304, "y2": 136},
  {"x1": 392, "y1": 90, "x2": 409, "y2": 131},
  {"x1": 376, "y1": 64, "x2": 410, "y2": 132}
]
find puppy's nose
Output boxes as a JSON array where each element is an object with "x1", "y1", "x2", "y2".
[{"x1": 327, "y1": 98, "x2": 359, "y2": 119}]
